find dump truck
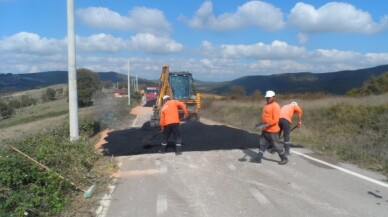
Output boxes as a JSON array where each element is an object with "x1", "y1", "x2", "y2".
[
  {"x1": 150, "y1": 65, "x2": 201, "y2": 127},
  {"x1": 145, "y1": 87, "x2": 158, "y2": 103}
]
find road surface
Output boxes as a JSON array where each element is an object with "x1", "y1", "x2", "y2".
[{"x1": 96, "y1": 106, "x2": 388, "y2": 217}]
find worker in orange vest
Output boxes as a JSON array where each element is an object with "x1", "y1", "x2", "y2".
[
  {"x1": 160, "y1": 95, "x2": 189, "y2": 155},
  {"x1": 279, "y1": 102, "x2": 303, "y2": 155},
  {"x1": 250, "y1": 90, "x2": 288, "y2": 165}
]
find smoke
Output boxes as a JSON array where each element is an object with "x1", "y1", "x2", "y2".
[{"x1": 92, "y1": 90, "x2": 129, "y2": 129}]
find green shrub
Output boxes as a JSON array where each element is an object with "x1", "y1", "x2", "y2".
[{"x1": 0, "y1": 119, "x2": 101, "y2": 216}]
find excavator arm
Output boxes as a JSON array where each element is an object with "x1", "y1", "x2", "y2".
[{"x1": 150, "y1": 64, "x2": 201, "y2": 127}]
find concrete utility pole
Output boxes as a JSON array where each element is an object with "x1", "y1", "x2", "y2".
[
  {"x1": 136, "y1": 74, "x2": 138, "y2": 91},
  {"x1": 67, "y1": 0, "x2": 79, "y2": 141},
  {"x1": 127, "y1": 59, "x2": 131, "y2": 106}
]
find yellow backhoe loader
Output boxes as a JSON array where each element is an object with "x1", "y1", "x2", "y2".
[{"x1": 150, "y1": 65, "x2": 201, "y2": 127}]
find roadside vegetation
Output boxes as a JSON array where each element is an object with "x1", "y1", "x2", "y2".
[
  {"x1": 1, "y1": 69, "x2": 386, "y2": 216},
  {"x1": 0, "y1": 69, "x2": 142, "y2": 216}
]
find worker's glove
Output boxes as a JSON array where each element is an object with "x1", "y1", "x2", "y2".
[
  {"x1": 255, "y1": 122, "x2": 268, "y2": 128},
  {"x1": 160, "y1": 127, "x2": 164, "y2": 133},
  {"x1": 183, "y1": 114, "x2": 189, "y2": 119}
]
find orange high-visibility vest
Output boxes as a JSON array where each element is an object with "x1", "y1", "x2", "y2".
[
  {"x1": 261, "y1": 101, "x2": 280, "y2": 133},
  {"x1": 160, "y1": 100, "x2": 188, "y2": 127},
  {"x1": 280, "y1": 104, "x2": 303, "y2": 123}
]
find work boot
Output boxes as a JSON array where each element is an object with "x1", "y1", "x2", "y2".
[
  {"x1": 250, "y1": 152, "x2": 263, "y2": 163},
  {"x1": 278, "y1": 154, "x2": 288, "y2": 165},
  {"x1": 160, "y1": 143, "x2": 167, "y2": 154},
  {"x1": 284, "y1": 142, "x2": 291, "y2": 155},
  {"x1": 175, "y1": 144, "x2": 182, "y2": 155}
]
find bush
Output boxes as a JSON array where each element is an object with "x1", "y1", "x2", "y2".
[
  {"x1": 0, "y1": 101, "x2": 13, "y2": 119},
  {"x1": 0, "y1": 118, "x2": 101, "y2": 216}
]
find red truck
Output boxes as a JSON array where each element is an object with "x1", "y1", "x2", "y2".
[{"x1": 145, "y1": 87, "x2": 158, "y2": 103}]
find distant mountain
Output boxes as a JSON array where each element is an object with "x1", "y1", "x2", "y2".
[
  {"x1": 208, "y1": 64, "x2": 388, "y2": 95},
  {"x1": 1, "y1": 64, "x2": 387, "y2": 95},
  {"x1": 0, "y1": 71, "x2": 158, "y2": 93}
]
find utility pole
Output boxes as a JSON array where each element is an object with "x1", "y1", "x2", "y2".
[
  {"x1": 127, "y1": 59, "x2": 131, "y2": 106},
  {"x1": 136, "y1": 74, "x2": 138, "y2": 91},
  {"x1": 67, "y1": 0, "x2": 79, "y2": 141}
]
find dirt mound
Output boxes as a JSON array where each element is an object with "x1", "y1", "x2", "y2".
[{"x1": 100, "y1": 121, "x2": 260, "y2": 156}]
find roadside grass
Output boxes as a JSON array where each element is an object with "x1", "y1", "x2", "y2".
[
  {"x1": 0, "y1": 91, "x2": 141, "y2": 216},
  {"x1": 200, "y1": 93, "x2": 388, "y2": 176},
  {"x1": 0, "y1": 98, "x2": 69, "y2": 129},
  {"x1": 0, "y1": 117, "x2": 103, "y2": 216},
  {"x1": 1, "y1": 84, "x2": 67, "y2": 103}
]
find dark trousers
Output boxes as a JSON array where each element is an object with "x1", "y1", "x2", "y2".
[
  {"x1": 279, "y1": 118, "x2": 291, "y2": 153},
  {"x1": 161, "y1": 123, "x2": 182, "y2": 145},
  {"x1": 259, "y1": 131, "x2": 285, "y2": 155}
]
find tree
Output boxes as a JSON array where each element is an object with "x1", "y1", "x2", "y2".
[
  {"x1": 230, "y1": 85, "x2": 246, "y2": 99},
  {"x1": 77, "y1": 68, "x2": 101, "y2": 107},
  {"x1": 346, "y1": 72, "x2": 388, "y2": 96},
  {"x1": 20, "y1": 95, "x2": 36, "y2": 107},
  {"x1": 101, "y1": 80, "x2": 114, "y2": 89},
  {"x1": 0, "y1": 101, "x2": 13, "y2": 119},
  {"x1": 43, "y1": 88, "x2": 56, "y2": 101},
  {"x1": 251, "y1": 90, "x2": 262, "y2": 99},
  {"x1": 8, "y1": 99, "x2": 21, "y2": 109}
]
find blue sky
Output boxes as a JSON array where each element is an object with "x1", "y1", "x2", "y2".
[{"x1": 1, "y1": 0, "x2": 387, "y2": 81}]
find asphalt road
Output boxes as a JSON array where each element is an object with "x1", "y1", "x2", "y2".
[{"x1": 96, "y1": 106, "x2": 388, "y2": 217}]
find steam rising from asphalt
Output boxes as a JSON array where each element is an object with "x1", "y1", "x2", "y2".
[{"x1": 92, "y1": 92, "x2": 127, "y2": 129}]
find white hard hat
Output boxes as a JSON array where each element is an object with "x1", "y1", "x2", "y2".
[
  {"x1": 163, "y1": 95, "x2": 170, "y2": 100},
  {"x1": 265, "y1": 90, "x2": 275, "y2": 98},
  {"x1": 291, "y1": 101, "x2": 298, "y2": 105}
]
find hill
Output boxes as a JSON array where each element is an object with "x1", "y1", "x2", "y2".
[
  {"x1": 208, "y1": 64, "x2": 388, "y2": 95},
  {"x1": 0, "y1": 71, "x2": 158, "y2": 93},
  {"x1": 1, "y1": 64, "x2": 388, "y2": 95}
]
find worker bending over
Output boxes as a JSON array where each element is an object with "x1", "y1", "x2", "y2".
[
  {"x1": 160, "y1": 95, "x2": 189, "y2": 155},
  {"x1": 279, "y1": 101, "x2": 303, "y2": 155},
  {"x1": 251, "y1": 90, "x2": 288, "y2": 165}
]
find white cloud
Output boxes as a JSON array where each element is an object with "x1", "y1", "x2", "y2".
[
  {"x1": 131, "y1": 33, "x2": 183, "y2": 54},
  {"x1": 289, "y1": 2, "x2": 388, "y2": 34},
  {"x1": 308, "y1": 49, "x2": 363, "y2": 63},
  {"x1": 364, "y1": 53, "x2": 388, "y2": 64},
  {"x1": 211, "y1": 40, "x2": 306, "y2": 59},
  {"x1": 76, "y1": 7, "x2": 172, "y2": 36},
  {"x1": 181, "y1": 1, "x2": 284, "y2": 31},
  {"x1": 76, "y1": 34, "x2": 130, "y2": 53},
  {"x1": 0, "y1": 32, "x2": 65, "y2": 54}
]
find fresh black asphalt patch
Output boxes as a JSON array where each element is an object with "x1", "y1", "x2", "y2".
[{"x1": 101, "y1": 121, "x2": 261, "y2": 156}]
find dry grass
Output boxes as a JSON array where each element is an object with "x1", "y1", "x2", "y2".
[{"x1": 201, "y1": 93, "x2": 388, "y2": 176}]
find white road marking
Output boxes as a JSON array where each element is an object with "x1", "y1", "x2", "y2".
[
  {"x1": 250, "y1": 188, "x2": 271, "y2": 205},
  {"x1": 292, "y1": 150, "x2": 388, "y2": 188},
  {"x1": 95, "y1": 181, "x2": 117, "y2": 217},
  {"x1": 156, "y1": 193, "x2": 168, "y2": 215},
  {"x1": 131, "y1": 115, "x2": 139, "y2": 127}
]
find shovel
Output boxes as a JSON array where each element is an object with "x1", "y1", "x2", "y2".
[{"x1": 142, "y1": 131, "x2": 162, "y2": 146}]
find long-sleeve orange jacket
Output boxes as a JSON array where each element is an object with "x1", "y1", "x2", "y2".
[
  {"x1": 261, "y1": 101, "x2": 280, "y2": 133},
  {"x1": 280, "y1": 104, "x2": 303, "y2": 123},
  {"x1": 160, "y1": 100, "x2": 188, "y2": 128}
]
